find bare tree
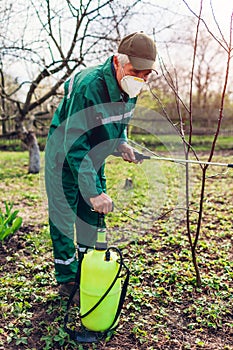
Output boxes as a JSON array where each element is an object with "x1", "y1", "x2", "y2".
[
  {"x1": 149, "y1": 0, "x2": 232, "y2": 287},
  {"x1": 0, "y1": 0, "x2": 141, "y2": 173},
  {"x1": 181, "y1": 0, "x2": 232, "y2": 287}
]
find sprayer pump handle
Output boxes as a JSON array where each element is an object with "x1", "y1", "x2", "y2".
[{"x1": 98, "y1": 213, "x2": 105, "y2": 228}]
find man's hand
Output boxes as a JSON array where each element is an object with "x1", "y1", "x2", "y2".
[
  {"x1": 90, "y1": 193, "x2": 113, "y2": 214},
  {"x1": 117, "y1": 143, "x2": 143, "y2": 164}
]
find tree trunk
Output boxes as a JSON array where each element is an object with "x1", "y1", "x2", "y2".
[{"x1": 21, "y1": 131, "x2": 40, "y2": 174}]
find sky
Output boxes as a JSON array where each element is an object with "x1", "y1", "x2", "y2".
[
  {"x1": 129, "y1": 0, "x2": 233, "y2": 43},
  {"x1": 124, "y1": 0, "x2": 233, "y2": 87},
  {"x1": 158, "y1": 0, "x2": 232, "y2": 30},
  {"x1": 182, "y1": 0, "x2": 233, "y2": 37},
  {"x1": 2, "y1": 0, "x2": 233, "y2": 89}
]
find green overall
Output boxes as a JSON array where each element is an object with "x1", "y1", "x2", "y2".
[{"x1": 45, "y1": 56, "x2": 136, "y2": 283}]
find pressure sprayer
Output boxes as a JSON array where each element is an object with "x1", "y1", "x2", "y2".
[{"x1": 64, "y1": 213, "x2": 130, "y2": 344}]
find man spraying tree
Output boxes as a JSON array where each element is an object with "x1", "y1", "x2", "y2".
[{"x1": 45, "y1": 32, "x2": 157, "y2": 302}]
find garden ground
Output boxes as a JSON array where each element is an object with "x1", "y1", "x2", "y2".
[{"x1": 1, "y1": 150, "x2": 233, "y2": 349}]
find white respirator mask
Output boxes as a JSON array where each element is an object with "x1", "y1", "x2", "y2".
[
  {"x1": 120, "y1": 75, "x2": 145, "y2": 98},
  {"x1": 120, "y1": 65, "x2": 145, "y2": 98}
]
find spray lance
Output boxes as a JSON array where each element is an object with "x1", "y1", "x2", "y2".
[
  {"x1": 64, "y1": 213, "x2": 130, "y2": 344},
  {"x1": 113, "y1": 150, "x2": 233, "y2": 168}
]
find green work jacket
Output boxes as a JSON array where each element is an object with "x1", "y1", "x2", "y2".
[{"x1": 46, "y1": 56, "x2": 136, "y2": 200}]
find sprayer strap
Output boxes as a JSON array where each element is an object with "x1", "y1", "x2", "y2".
[
  {"x1": 64, "y1": 283, "x2": 81, "y2": 341},
  {"x1": 63, "y1": 254, "x2": 83, "y2": 338},
  {"x1": 108, "y1": 261, "x2": 130, "y2": 330}
]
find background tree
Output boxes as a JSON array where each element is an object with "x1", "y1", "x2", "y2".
[
  {"x1": 152, "y1": 0, "x2": 233, "y2": 286},
  {"x1": 146, "y1": 17, "x2": 233, "y2": 133},
  {"x1": 0, "y1": 0, "x2": 141, "y2": 173}
]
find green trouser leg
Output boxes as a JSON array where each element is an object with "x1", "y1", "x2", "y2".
[
  {"x1": 46, "y1": 161, "x2": 80, "y2": 284},
  {"x1": 49, "y1": 219, "x2": 78, "y2": 284},
  {"x1": 76, "y1": 194, "x2": 100, "y2": 249},
  {"x1": 46, "y1": 161, "x2": 104, "y2": 284},
  {"x1": 45, "y1": 127, "x2": 107, "y2": 283}
]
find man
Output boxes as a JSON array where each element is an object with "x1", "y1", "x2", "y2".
[{"x1": 45, "y1": 32, "x2": 156, "y2": 301}]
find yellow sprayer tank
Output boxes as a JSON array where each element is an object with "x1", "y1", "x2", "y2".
[{"x1": 80, "y1": 247, "x2": 121, "y2": 332}]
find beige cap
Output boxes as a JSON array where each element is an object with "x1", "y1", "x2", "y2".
[{"x1": 118, "y1": 32, "x2": 157, "y2": 70}]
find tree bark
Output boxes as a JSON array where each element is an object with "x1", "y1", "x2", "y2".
[{"x1": 21, "y1": 131, "x2": 40, "y2": 174}]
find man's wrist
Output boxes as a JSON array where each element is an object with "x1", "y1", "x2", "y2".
[{"x1": 117, "y1": 140, "x2": 127, "y2": 151}]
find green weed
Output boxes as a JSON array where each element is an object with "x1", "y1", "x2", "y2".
[{"x1": 0, "y1": 201, "x2": 22, "y2": 242}]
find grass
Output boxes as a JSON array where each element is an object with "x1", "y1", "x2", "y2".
[
  {"x1": 0, "y1": 150, "x2": 233, "y2": 349},
  {"x1": 131, "y1": 133, "x2": 233, "y2": 152},
  {"x1": 0, "y1": 134, "x2": 232, "y2": 153}
]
